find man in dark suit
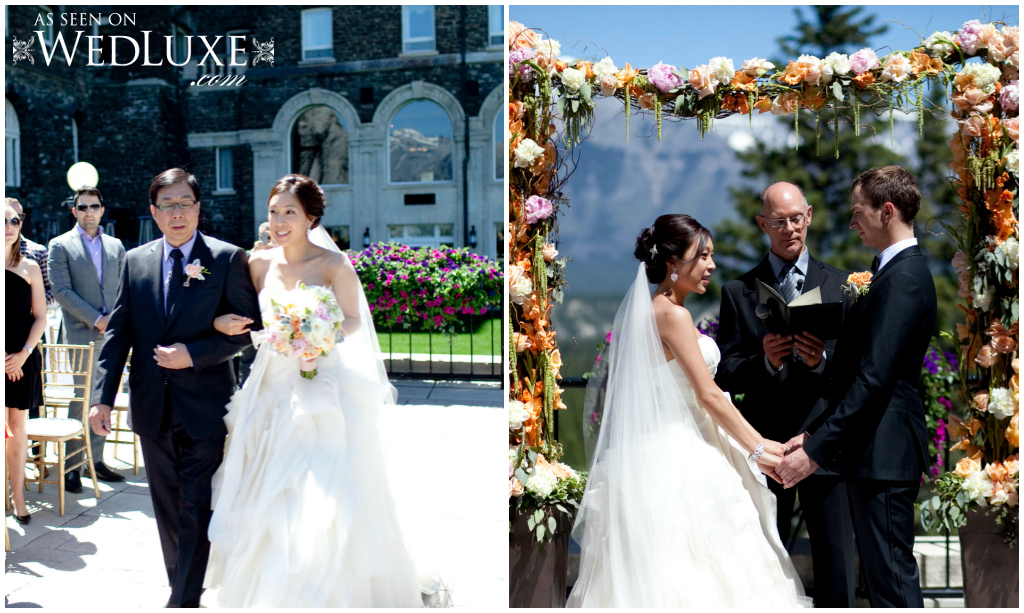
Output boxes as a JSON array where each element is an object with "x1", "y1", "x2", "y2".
[
  {"x1": 89, "y1": 168, "x2": 260, "y2": 608},
  {"x1": 715, "y1": 182, "x2": 856, "y2": 607},
  {"x1": 778, "y1": 166, "x2": 936, "y2": 608}
]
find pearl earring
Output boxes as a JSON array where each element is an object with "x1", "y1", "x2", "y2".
[
  {"x1": 306, "y1": 223, "x2": 312, "y2": 236},
  {"x1": 670, "y1": 269, "x2": 678, "y2": 283}
]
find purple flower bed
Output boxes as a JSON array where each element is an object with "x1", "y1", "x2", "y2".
[{"x1": 349, "y1": 243, "x2": 502, "y2": 332}]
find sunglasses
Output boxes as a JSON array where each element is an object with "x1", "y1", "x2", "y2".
[
  {"x1": 5, "y1": 217, "x2": 22, "y2": 227},
  {"x1": 155, "y1": 199, "x2": 197, "y2": 212},
  {"x1": 76, "y1": 203, "x2": 102, "y2": 213}
]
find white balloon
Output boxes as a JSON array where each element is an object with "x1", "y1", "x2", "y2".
[{"x1": 67, "y1": 162, "x2": 99, "y2": 191}]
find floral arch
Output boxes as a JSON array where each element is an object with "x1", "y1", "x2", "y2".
[{"x1": 507, "y1": 20, "x2": 1019, "y2": 543}]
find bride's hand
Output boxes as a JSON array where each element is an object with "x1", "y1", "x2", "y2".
[
  {"x1": 757, "y1": 451, "x2": 784, "y2": 484},
  {"x1": 214, "y1": 314, "x2": 254, "y2": 336},
  {"x1": 762, "y1": 439, "x2": 789, "y2": 458},
  {"x1": 298, "y1": 357, "x2": 317, "y2": 372}
]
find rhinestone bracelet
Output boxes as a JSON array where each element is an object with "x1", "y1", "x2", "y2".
[{"x1": 748, "y1": 442, "x2": 765, "y2": 463}]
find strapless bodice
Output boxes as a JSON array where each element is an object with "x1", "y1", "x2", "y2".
[
  {"x1": 666, "y1": 334, "x2": 720, "y2": 381},
  {"x1": 257, "y1": 285, "x2": 336, "y2": 318}
]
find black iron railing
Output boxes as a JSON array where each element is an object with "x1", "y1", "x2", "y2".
[{"x1": 380, "y1": 309, "x2": 501, "y2": 381}]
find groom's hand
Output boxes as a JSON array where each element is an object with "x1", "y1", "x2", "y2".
[
  {"x1": 776, "y1": 447, "x2": 818, "y2": 489},
  {"x1": 784, "y1": 432, "x2": 810, "y2": 453},
  {"x1": 154, "y1": 343, "x2": 192, "y2": 369},
  {"x1": 89, "y1": 404, "x2": 113, "y2": 436}
]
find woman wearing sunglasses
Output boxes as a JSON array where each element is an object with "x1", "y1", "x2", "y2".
[{"x1": 5, "y1": 202, "x2": 47, "y2": 525}]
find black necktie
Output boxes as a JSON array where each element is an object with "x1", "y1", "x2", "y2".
[
  {"x1": 166, "y1": 248, "x2": 184, "y2": 315},
  {"x1": 870, "y1": 255, "x2": 880, "y2": 274}
]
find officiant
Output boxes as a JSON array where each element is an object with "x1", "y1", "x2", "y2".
[{"x1": 714, "y1": 182, "x2": 856, "y2": 607}]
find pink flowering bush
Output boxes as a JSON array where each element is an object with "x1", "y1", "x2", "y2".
[{"x1": 349, "y1": 243, "x2": 502, "y2": 332}]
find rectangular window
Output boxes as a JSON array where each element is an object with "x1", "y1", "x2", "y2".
[
  {"x1": 216, "y1": 147, "x2": 234, "y2": 192},
  {"x1": 488, "y1": 6, "x2": 504, "y2": 47},
  {"x1": 5, "y1": 137, "x2": 19, "y2": 187},
  {"x1": 402, "y1": 5, "x2": 435, "y2": 54},
  {"x1": 37, "y1": 6, "x2": 54, "y2": 46},
  {"x1": 171, "y1": 23, "x2": 190, "y2": 65},
  {"x1": 387, "y1": 223, "x2": 454, "y2": 248},
  {"x1": 302, "y1": 8, "x2": 333, "y2": 60}
]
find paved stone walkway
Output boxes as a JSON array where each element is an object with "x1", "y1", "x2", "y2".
[{"x1": 5, "y1": 381, "x2": 505, "y2": 608}]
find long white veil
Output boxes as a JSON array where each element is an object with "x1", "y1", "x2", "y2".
[
  {"x1": 568, "y1": 263, "x2": 809, "y2": 607},
  {"x1": 307, "y1": 225, "x2": 396, "y2": 405}
]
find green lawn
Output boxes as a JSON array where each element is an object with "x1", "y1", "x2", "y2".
[{"x1": 377, "y1": 317, "x2": 501, "y2": 357}]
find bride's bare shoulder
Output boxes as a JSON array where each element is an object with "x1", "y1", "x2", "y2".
[{"x1": 652, "y1": 294, "x2": 693, "y2": 326}]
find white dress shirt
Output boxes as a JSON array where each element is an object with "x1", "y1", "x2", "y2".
[
  {"x1": 162, "y1": 231, "x2": 198, "y2": 310},
  {"x1": 876, "y1": 237, "x2": 918, "y2": 272}
]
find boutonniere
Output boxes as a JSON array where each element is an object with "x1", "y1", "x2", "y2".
[
  {"x1": 183, "y1": 259, "x2": 210, "y2": 287},
  {"x1": 843, "y1": 271, "x2": 873, "y2": 302}
]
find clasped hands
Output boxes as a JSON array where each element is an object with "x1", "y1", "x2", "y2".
[{"x1": 755, "y1": 433, "x2": 818, "y2": 489}]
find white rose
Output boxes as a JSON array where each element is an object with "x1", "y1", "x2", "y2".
[
  {"x1": 739, "y1": 57, "x2": 774, "y2": 76},
  {"x1": 592, "y1": 56, "x2": 618, "y2": 78},
  {"x1": 708, "y1": 56, "x2": 735, "y2": 85},
  {"x1": 797, "y1": 54, "x2": 826, "y2": 84},
  {"x1": 598, "y1": 73, "x2": 618, "y2": 97},
  {"x1": 972, "y1": 284, "x2": 995, "y2": 311},
  {"x1": 513, "y1": 138, "x2": 544, "y2": 169},
  {"x1": 508, "y1": 264, "x2": 533, "y2": 305},
  {"x1": 534, "y1": 38, "x2": 561, "y2": 59},
  {"x1": 962, "y1": 470, "x2": 994, "y2": 505},
  {"x1": 924, "y1": 31, "x2": 956, "y2": 58},
  {"x1": 824, "y1": 52, "x2": 851, "y2": 77},
  {"x1": 999, "y1": 236, "x2": 1019, "y2": 269},
  {"x1": 989, "y1": 388, "x2": 1016, "y2": 419},
  {"x1": 509, "y1": 400, "x2": 530, "y2": 431},
  {"x1": 560, "y1": 67, "x2": 586, "y2": 93},
  {"x1": 1007, "y1": 149, "x2": 1020, "y2": 177},
  {"x1": 525, "y1": 464, "x2": 557, "y2": 498}
]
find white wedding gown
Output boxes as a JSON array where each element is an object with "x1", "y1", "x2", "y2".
[
  {"x1": 203, "y1": 287, "x2": 425, "y2": 607},
  {"x1": 567, "y1": 265, "x2": 811, "y2": 607}
]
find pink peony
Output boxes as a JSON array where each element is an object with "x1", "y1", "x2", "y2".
[
  {"x1": 957, "y1": 20, "x2": 985, "y2": 55},
  {"x1": 999, "y1": 80, "x2": 1019, "y2": 112},
  {"x1": 849, "y1": 48, "x2": 879, "y2": 75},
  {"x1": 524, "y1": 195, "x2": 553, "y2": 225},
  {"x1": 648, "y1": 62, "x2": 683, "y2": 93}
]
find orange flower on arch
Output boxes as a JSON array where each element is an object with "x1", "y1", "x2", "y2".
[
  {"x1": 852, "y1": 72, "x2": 875, "y2": 87},
  {"x1": 780, "y1": 61, "x2": 808, "y2": 85}
]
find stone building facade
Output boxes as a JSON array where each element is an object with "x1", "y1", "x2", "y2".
[{"x1": 5, "y1": 5, "x2": 505, "y2": 257}]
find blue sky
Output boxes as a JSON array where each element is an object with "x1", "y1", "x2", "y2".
[{"x1": 509, "y1": 5, "x2": 1019, "y2": 69}]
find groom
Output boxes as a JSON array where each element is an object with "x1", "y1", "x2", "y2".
[
  {"x1": 777, "y1": 165, "x2": 935, "y2": 608},
  {"x1": 89, "y1": 168, "x2": 260, "y2": 607}
]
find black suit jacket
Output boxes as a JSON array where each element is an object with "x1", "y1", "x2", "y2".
[
  {"x1": 93, "y1": 233, "x2": 261, "y2": 440},
  {"x1": 803, "y1": 246, "x2": 935, "y2": 481},
  {"x1": 715, "y1": 253, "x2": 853, "y2": 444}
]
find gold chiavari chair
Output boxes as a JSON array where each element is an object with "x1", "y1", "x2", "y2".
[
  {"x1": 109, "y1": 351, "x2": 140, "y2": 474},
  {"x1": 24, "y1": 342, "x2": 101, "y2": 516}
]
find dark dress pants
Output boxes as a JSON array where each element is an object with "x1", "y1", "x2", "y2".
[
  {"x1": 846, "y1": 478, "x2": 924, "y2": 608},
  {"x1": 139, "y1": 392, "x2": 225, "y2": 608}
]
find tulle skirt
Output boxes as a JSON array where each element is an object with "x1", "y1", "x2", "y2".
[{"x1": 204, "y1": 346, "x2": 423, "y2": 607}]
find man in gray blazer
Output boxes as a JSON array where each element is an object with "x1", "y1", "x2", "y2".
[{"x1": 48, "y1": 186, "x2": 127, "y2": 492}]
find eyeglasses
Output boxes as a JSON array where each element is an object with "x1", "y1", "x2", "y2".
[
  {"x1": 764, "y1": 214, "x2": 806, "y2": 229},
  {"x1": 155, "y1": 199, "x2": 197, "y2": 212},
  {"x1": 76, "y1": 203, "x2": 102, "y2": 213},
  {"x1": 5, "y1": 217, "x2": 22, "y2": 227}
]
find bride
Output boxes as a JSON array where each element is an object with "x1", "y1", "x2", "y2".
[
  {"x1": 567, "y1": 214, "x2": 811, "y2": 607},
  {"x1": 202, "y1": 174, "x2": 428, "y2": 607}
]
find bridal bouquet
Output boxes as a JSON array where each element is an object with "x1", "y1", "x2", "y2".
[{"x1": 263, "y1": 284, "x2": 345, "y2": 379}]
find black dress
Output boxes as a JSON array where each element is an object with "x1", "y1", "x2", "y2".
[{"x1": 6, "y1": 269, "x2": 43, "y2": 410}]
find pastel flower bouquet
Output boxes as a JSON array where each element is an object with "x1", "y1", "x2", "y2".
[{"x1": 263, "y1": 284, "x2": 345, "y2": 380}]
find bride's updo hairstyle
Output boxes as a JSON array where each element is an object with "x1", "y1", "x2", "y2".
[
  {"x1": 268, "y1": 174, "x2": 326, "y2": 229},
  {"x1": 634, "y1": 214, "x2": 712, "y2": 284}
]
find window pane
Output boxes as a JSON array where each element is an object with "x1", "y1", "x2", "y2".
[
  {"x1": 488, "y1": 6, "x2": 503, "y2": 44},
  {"x1": 303, "y1": 10, "x2": 332, "y2": 48},
  {"x1": 324, "y1": 225, "x2": 350, "y2": 250},
  {"x1": 389, "y1": 100, "x2": 453, "y2": 183},
  {"x1": 494, "y1": 113, "x2": 503, "y2": 181},
  {"x1": 291, "y1": 105, "x2": 349, "y2": 185},
  {"x1": 217, "y1": 148, "x2": 233, "y2": 190},
  {"x1": 405, "y1": 5, "x2": 434, "y2": 39},
  {"x1": 437, "y1": 224, "x2": 454, "y2": 237},
  {"x1": 5, "y1": 137, "x2": 16, "y2": 187}
]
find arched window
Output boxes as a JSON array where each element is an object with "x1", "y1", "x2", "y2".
[
  {"x1": 493, "y1": 112, "x2": 503, "y2": 182},
  {"x1": 5, "y1": 99, "x2": 21, "y2": 188},
  {"x1": 291, "y1": 105, "x2": 349, "y2": 186},
  {"x1": 388, "y1": 100, "x2": 453, "y2": 183}
]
